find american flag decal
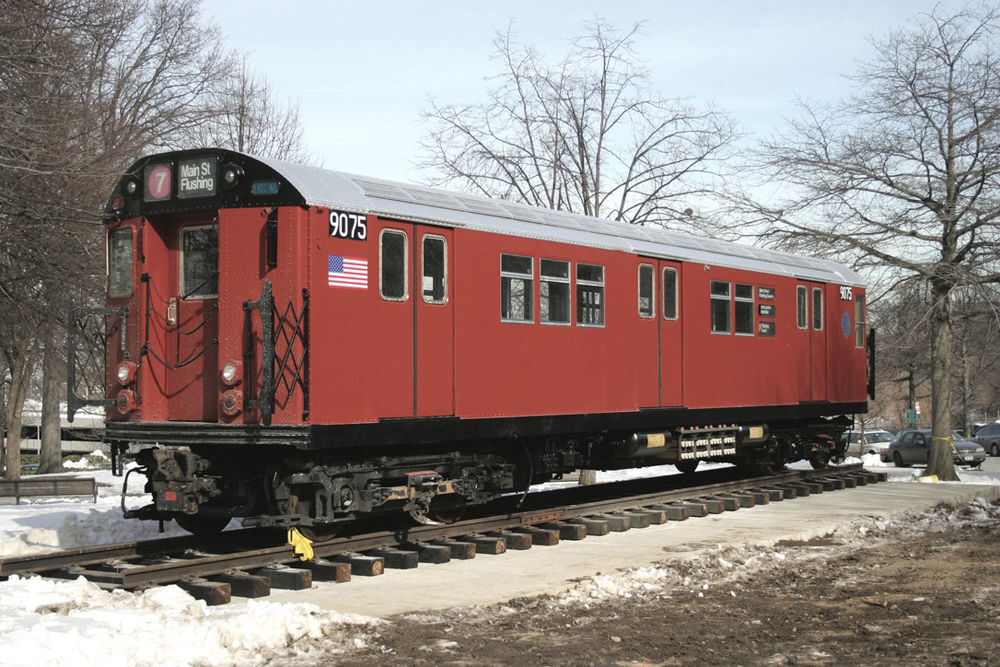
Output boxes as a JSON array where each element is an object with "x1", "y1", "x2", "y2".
[{"x1": 328, "y1": 254, "x2": 368, "y2": 289}]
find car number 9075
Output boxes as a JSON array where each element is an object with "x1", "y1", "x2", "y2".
[{"x1": 329, "y1": 210, "x2": 367, "y2": 241}]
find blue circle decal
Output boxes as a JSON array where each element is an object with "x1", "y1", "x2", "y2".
[{"x1": 841, "y1": 312, "x2": 851, "y2": 339}]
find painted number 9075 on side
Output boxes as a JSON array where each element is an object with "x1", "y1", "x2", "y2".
[
  {"x1": 839, "y1": 285, "x2": 853, "y2": 301},
  {"x1": 329, "y1": 210, "x2": 367, "y2": 241}
]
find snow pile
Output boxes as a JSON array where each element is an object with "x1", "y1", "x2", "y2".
[
  {"x1": 63, "y1": 450, "x2": 108, "y2": 470},
  {"x1": 0, "y1": 465, "x2": 191, "y2": 558},
  {"x1": 0, "y1": 575, "x2": 380, "y2": 667}
]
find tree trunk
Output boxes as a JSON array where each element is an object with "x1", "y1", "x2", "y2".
[
  {"x1": 38, "y1": 327, "x2": 63, "y2": 474},
  {"x1": 2, "y1": 352, "x2": 36, "y2": 480},
  {"x1": 925, "y1": 281, "x2": 958, "y2": 481},
  {"x1": 908, "y1": 371, "x2": 917, "y2": 423},
  {"x1": 961, "y1": 338, "x2": 971, "y2": 438}
]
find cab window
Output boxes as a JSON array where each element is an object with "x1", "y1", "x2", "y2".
[
  {"x1": 854, "y1": 294, "x2": 866, "y2": 348},
  {"x1": 108, "y1": 228, "x2": 133, "y2": 297}
]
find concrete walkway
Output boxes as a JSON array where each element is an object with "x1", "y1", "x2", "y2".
[{"x1": 267, "y1": 480, "x2": 999, "y2": 617}]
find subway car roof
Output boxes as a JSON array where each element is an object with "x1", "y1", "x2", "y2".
[{"x1": 106, "y1": 148, "x2": 863, "y2": 287}]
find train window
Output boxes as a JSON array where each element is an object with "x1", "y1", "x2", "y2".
[
  {"x1": 577, "y1": 263, "x2": 605, "y2": 327},
  {"x1": 796, "y1": 286, "x2": 807, "y2": 329},
  {"x1": 422, "y1": 235, "x2": 447, "y2": 304},
  {"x1": 812, "y1": 287, "x2": 824, "y2": 331},
  {"x1": 854, "y1": 294, "x2": 866, "y2": 348},
  {"x1": 735, "y1": 283, "x2": 754, "y2": 335},
  {"x1": 663, "y1": 267, "x2": 678, "y2": 320},
  {"x1": 638, "y1": 264, "x2": 655, "y2": 319},
  {"x1": 710, "y1": 281, "x2": 730, "y2": 334},
  {"x1": 108, "y1": 228, "x2": 133, "y2": 297},
  {"x1": 380, "y1": 229, "x2": 408, "y2": 301},
  {"x1": 180, "y1": 225, "x2": 218, "y2": 299},
  {"x1": 540, "y1": 259, "x2": 570, "y2": 324},
  {"x1": 501, "y1": 254, "x2": 533, "y2": 322}
]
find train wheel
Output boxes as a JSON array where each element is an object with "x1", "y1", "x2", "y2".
[
  {"x1": 174, "y1": 514, "x2": 231, "y2": 536},
  {"x1": 428, "y1": 499, "x2": 468, "y2": 524},
  {"x1": 674, "y1": 460, "x2": 699, "y2": 474},
  {"x1": 808, "y1": 452, "x2": 831, "y2": 470}
]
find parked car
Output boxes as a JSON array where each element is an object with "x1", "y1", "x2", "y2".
[
  {"x1": 841, "y1": 429, "x2": 894, "y2": 459},
  {"x1": 973, "y1": 422, "x2": 1000, "y2": 457},
  {"x1": 887, "y1": 428, "x2": 986, "y2": 468}
]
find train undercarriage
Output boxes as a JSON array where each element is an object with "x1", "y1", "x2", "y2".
[{"x1": 119, "y1": 415, "x2": 851, "y2": 535}]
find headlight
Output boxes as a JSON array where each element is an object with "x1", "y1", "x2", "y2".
[
  {"x1": 117, "y1": 361, "x2": 137, "y2": 385},
  {"x1": 221, "y1": 361, "x2": 241, "y2": 386}
]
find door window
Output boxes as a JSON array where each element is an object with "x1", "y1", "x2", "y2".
[
  {"x1": 180, "y1": 225, "x2": 218, "y2": 299},
  {"x1": 812, "y1": 287, "x2": 824, "y2": 331},
  {"x1": 663, "y1": 268, "x2": 678, "y2": 320},
  {"x1": 380, "y1": 229, "x2": 408, "y2": 301},
  {"x1": 638, "y1": 264, "x2": 654, "y2": 319},
  {"x1": 421, "y1": 235, "x2": 447, "y2": 304}
]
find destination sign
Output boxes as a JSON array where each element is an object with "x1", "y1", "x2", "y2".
[
  {"x1": 177, "y1": 157, "x2": 218, "y2": 199},
  {"x1": 758, "y1": 303, "x2": 775, "y2": 318},
  {"x1": 758, "y1": 286, "x2": 775, "y2": 301},
  {"x1": 758, "y1": 321, "x2": 776, "y2": 337}
]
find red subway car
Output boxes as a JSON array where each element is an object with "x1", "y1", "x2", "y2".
[{"x1": 73, "y1": 149, "x2": 871, "y2": 534}]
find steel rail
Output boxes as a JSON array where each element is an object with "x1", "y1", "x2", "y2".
[{"x1": 0, "y1": 464, "x2": 877, "y2": 588}]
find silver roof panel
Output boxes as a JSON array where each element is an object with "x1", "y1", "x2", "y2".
[{"x1": 253, "y1": 154, "x2": 863, "y2": 287}]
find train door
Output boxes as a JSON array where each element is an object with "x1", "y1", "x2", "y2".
[
  {"x1": 375, "y1": 224, "x2": 415, "y2": 418},
  {"x1": 659, "y1": 260, "x2": 683, "y2": 406},
  {"x1": 415, "y1": 227, "x2": 455, "y2": 416},
  {"x1": 808, "y1": 281, "x2": 827, "y2": 401},
  {"x1": 165, "y1": 221, "x2": 219, "y2": 421}
]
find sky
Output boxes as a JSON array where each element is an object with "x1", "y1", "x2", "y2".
[{"x1": 207, "y1": 0, "x2": 955, "y2": 183}]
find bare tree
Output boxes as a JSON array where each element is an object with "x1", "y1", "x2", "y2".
[
  {"x1": 0, "y1": 0, "x2": 235, "y2": 478},
  {"x1": 952, "y1": 285, "x2": 1000, "y2": 436},
  {"x1": 869, "y1": 284, "x2": 933, "y2": 429},
  {"x1": 419, "y1": 18, "x2": 739, "y2": 233},
  {"x1": 189, "y1": 53, "x2": 312, "y2": 162},
  {"x1": 752, "y1": 3, "x2": 1000, "y2": 480}
]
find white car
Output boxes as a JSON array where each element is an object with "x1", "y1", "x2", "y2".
[{"x1": 841, "y1": 429, "x2": 894, "y2": 459}]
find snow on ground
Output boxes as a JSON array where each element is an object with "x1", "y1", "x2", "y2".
[
  {"x1": 541, "y1": 495, "x2": 1000, "y2": 612},
  {"x1": 0, "y1": 455, "x2": 997, "y2": 666}
]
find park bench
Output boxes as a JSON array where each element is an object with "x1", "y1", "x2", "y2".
[{"x1": 0, "y1": 476, "x2": 98, "y2": 504}]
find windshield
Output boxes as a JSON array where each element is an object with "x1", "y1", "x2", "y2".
[{"x1": 868, "y1": 432, "x2": 893, "y2": 443}]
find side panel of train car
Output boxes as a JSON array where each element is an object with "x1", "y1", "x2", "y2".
[{"x1": 84, "y1": 149, "x2": 869, "y2": 533}]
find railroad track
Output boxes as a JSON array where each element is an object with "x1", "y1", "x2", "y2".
[{"x1": 0, "y1": 464, "x2": 885, "y2": 605}]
